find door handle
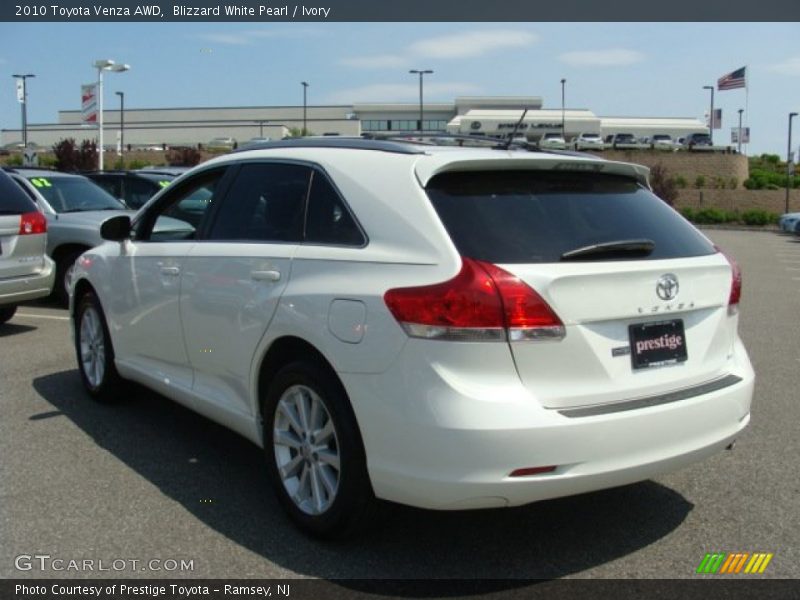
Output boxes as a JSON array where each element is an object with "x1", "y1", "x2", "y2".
[
  {"x1": 160, "y1": 266, "x2": 181, "y2": 276},
  {"x1": 251, "y1": 269, "x2": 281, "y2": 282}
]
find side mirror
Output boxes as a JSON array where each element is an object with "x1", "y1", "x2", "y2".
[{"x1": 100, "y1": 215, "x2": 132, "y2": 242}]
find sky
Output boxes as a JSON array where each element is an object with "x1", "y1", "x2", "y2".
[{"x1": 1, "y1": 22, "x2": 799, "y2": 155}]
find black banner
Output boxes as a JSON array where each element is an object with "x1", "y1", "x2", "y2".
[
  {"x1": 2, "y1": 0, "x2": 800, "y2": 22},
  {"x1": 3, "y1": 579, "x2": 800, "y2": 600}
]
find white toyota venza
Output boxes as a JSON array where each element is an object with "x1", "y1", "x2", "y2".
[{"x1": 70, "y1": 139, "x2": 754, "y2": 538}]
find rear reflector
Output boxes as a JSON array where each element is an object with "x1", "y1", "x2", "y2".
[
  {"x1": 509, "y1": 466, "x2": 557, "y2": 477},
  {"x1": 384, "y1": 257, "x2": 565, "y2": 342},
  {"x1": 19, "y1": 211, "x2": 47, "y2": 235},
  {"x1": 715, "y1": 245, "x2": 741, "y2": 314}
]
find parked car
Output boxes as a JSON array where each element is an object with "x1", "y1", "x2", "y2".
[
  {"x1": 779, "y1": 212, "x2": 800, "y2": 233},
  {"x1": 241, "y1": 137, "x2": 273, "y2": 149},
  {"x1": 682, "y1": 133, "x2": 713, "y2": 149},
  {"x1": 206, "y1": 137, "x2": 237, "y2": 151},
  {"x1": 651, "y1": 134, "x2": 674, "y2": 149},
  {"x1": 5, "y1": 167, "x2": 130, "y2": 304},
  {"x1": 538, "y1": 133, "x2": 568, "y2": 149},
  {"x1": 70, "y1": 138, "x2": 754, "y2": 538},
  {"x1": 0, "y1": 169, "x2": 55, "y2": 322},
  {"x1": 85, "y1": 170, "x2": 179, "y2": 210},
  {"x1": 573, "y1": 133, "x2": 604, "y2": 151},
  {"x1": 607, "y1": 133, "x2": 639, "y2": 148}
]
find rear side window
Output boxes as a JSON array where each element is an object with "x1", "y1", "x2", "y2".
[
  {"x1": 0, "y1": 171, "x2": 37, "y2": 214},
  {"x1": 208, "y1": 163, "x2": 310, "y2": 242},
  {"x1": 305, "y1": 171, "x2": 365, "y2": 246},
  {"x1": 426, "y1": 171, "x2": 715, "y2": 264}
]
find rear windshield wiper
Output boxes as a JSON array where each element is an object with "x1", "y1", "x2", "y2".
[{"x1": 561, "y1": 239, "x2": 655, "y2": 261}]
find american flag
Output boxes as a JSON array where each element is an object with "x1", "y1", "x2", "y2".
[{"x1": 718, "y1": 67, "x2": 746, "y2": 91}]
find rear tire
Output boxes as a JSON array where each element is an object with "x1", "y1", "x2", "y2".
[
  {"x1": 262, "y1": 360, "x2": 377, "y2": 539},
  {"x1": 0, "y1": 305, "x2": 17, "y2": 324},
  {"x1": 74, "y1": 291, "x2": 124, "y2": 402}
]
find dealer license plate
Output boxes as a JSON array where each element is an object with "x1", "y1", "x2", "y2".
[{"x1": 629, "y1": 319, "x2": 688, "y2": 370}]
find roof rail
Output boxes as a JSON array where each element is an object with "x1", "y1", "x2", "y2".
[{"x1": 231, "y1": 137, "x2": 427, "y2": 155}]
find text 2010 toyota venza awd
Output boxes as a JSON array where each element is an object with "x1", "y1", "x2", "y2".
[{"x1": 69, "y1": 139, "x2": 754, "y2": 537}]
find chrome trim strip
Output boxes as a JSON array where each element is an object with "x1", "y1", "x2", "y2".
[{"x1": 557, "y1": 374, "x2": 744, "y2": 418}]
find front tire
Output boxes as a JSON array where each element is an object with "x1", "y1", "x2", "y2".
[
  {"x1": 262, "y1": 360, "x2": 376, "y2": 539},
  {"x1": 75, "y1": 291, "x2": 123, "y2": 402}
]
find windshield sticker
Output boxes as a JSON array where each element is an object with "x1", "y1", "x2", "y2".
[
  {"x1": 158, "y1": 181, "x2": 171, "y2": 188},
  {"x1": 30, "y1": 177, "x2": 53, "y2": 188}
]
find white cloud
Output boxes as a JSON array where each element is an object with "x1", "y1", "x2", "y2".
[
  {"x1": 409, "y1": 30, "x2": 539, "y2": 59},
  {"x1": 194, "y1": 28, "x2": 320, "y2": 46},
  {"x1": 767, "y1": 57, "x2": 800, "y2": 76},
  {"x1": 339, "y1": 28, "x2": 538, "y2": 69},
  {"x1": 559, "y1": 48, "x2": 645, "y2": 67},
  {"x1": 339, "y1": 55, "x2": 409, "y2": 69},
  {"x1": 326, "y1": 82, "x2": 482, "y2": 104}
]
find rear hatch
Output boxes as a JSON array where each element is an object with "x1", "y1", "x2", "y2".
[
  {"x1": 425, "y1": 169, "x2": 737, "y2": 410},
  {"x1": 0, "y1": 173, "x2": 47, "y2": 279}
]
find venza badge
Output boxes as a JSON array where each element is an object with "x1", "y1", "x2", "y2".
[{"x1": 656, "y1": 274, "x2": 679, "y2": 301}]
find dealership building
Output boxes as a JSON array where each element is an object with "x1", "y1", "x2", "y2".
[{"x1": 3, "y1": 96, "x2": 709, "y2": 149}]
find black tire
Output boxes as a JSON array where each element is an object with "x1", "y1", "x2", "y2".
[
  {"x1": 54, "y1": 249, "x2": 85, "y2": 307},
  {"x1": 262, "y1": 360, "x2": 377, "y2": 539},
  {"x1": 74, "y1": 291, "x2": 124, "y2": 402},
  {"x1": 0, "y1": 305, "x2": 17, "y2": 324}
]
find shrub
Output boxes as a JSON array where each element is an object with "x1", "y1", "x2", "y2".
[
  {"x1": 5, "y1": 154, "x2": 23, "y2": 166},
  {"x1": 648, "y1": 163, "x2": 678, "y2": 206},
  {"x1": 674, "y1": 175, "x2": 688, "y2": 189},
  {"x1": 694, "y1": 175, "x2": 706, "y2": 189},
  {"x1": 38, "y1": 155, "x2": 57, "y2": 168},
  {"x1": 740, "y1": 209, "x2": 779, "y2": 226},
  {"x1": 127, "y1": 159, "x2": 151, "y2": 170},
  {"x1": 52, "y1": 138, "x2": 97, "y2": 171},
  {"x1": 728, "y1": 177, "x2": 738, "y2": 190},
  {"x1": 165, "y1": 146, "x2": 202, "y2": 167},
  {"x1": 680, "y1": 207, "x2": 695, "y2": 221},
  {"x1": 690, "y1": 207, "x2": 739, "y2": 224}
]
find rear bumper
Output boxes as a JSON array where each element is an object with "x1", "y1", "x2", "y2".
[
  {"x1": 0, "y1": 257, "x2": 55, "y2": 306},
  {"x1": 343, "y1": 337, "x2": 754, "y2": 510}
]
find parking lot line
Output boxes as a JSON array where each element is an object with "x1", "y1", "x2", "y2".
[{"x1": 14, "y1": 313, "x2": 70, "y2": 322}]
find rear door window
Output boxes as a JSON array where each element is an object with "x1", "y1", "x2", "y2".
[
  {"x1": 207, "y1": 163, "x2": 310, "y2": 242},
  {"x1": 426, "y1": 171, "x2": 715, "y2": 264}
]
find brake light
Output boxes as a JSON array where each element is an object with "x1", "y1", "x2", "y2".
[
  {"x1": 19, "y1": 211, "x2": 47, "y2": 235},
  {"x1": 384, "y1": 257, "x2": 565, "y2": 342},
  {"x1": 715, "y1": 245, "x2": 741, "y2": 314}
]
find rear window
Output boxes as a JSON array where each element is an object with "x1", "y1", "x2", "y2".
[
  {"x1": 0, "y1": 171, "x2": 37, "y2": 214},
  {"x1": 426, "y1": 171, "x2": 716, "y2": 264}
]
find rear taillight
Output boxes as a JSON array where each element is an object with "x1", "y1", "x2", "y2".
[
  {"x1": 384, "y1": 257, "x2": 565, "y2": 342},
  {"x1": 19, "y1": 211, "x2": 47, "y2": 235},
  {"x1": 715, "y1": 245, "x2": 741, "y2": 314}
]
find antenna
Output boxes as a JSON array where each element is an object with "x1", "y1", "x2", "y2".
[{"x1": 504, "y1": 108, "x2": 529, "y2": 149}]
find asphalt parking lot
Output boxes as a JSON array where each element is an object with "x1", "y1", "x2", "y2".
[{"x1": 1, "y1": 229, "x2": 798, "y2": 581}]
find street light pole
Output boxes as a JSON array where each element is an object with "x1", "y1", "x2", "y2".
[
  {"x1": 93, "y1": 59, "x2": 129, "y2": 171},
  {"x1": 560, "y1": 78, "x2": 566, "y2": 138},
  {"x1": 301, "y1": 81, "x2": 309, "y2": 136},
  {"x1": 787, "y1": 112, "x2": 798, "y2": 214},
  {"x1": 12, "y1": 74, "x2": 35, "y2": 147},
  {"x1": 115, "y1": 91, "x2": 125, "y2": 156},
  {"x1": 737, "y1": 108, "x2": 744, "y2": 154},
  {"x1": 409, "y1": 69, "x2": 433, "y2": 132},
  {"x1": 703, "y1": 85, "x2": 715, "y2": 145}
]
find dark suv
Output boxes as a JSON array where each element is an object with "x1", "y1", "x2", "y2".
[
  {"x1": 85, "y1": 170, "x2": 182, "y2": 209},
  {"x1": 682, "y1": 133, "x2": 713, "y2": 149}
]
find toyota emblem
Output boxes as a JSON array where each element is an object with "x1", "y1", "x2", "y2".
[{"x1": 656, "y1": 274, "x2": 679, "y2": 301}]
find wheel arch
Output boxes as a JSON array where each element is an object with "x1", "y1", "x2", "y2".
[{"x1": 255, "y1": 336, "x2": 364, "y2": 442}]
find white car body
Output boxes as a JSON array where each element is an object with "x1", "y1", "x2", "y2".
[
  {"x1": 538, "y1": 134, "x2": 568, "y2": 150},
  {"x1": 574, "y1": 133, "x2": 605, "y2": 151},
  {"x1": 70, "y1": 140, "x2": 754, "y2": 532}
]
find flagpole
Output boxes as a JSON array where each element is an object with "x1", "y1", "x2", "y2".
[{"x1": 744, "y1": 65, "x2": 749, "y2": 156}]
